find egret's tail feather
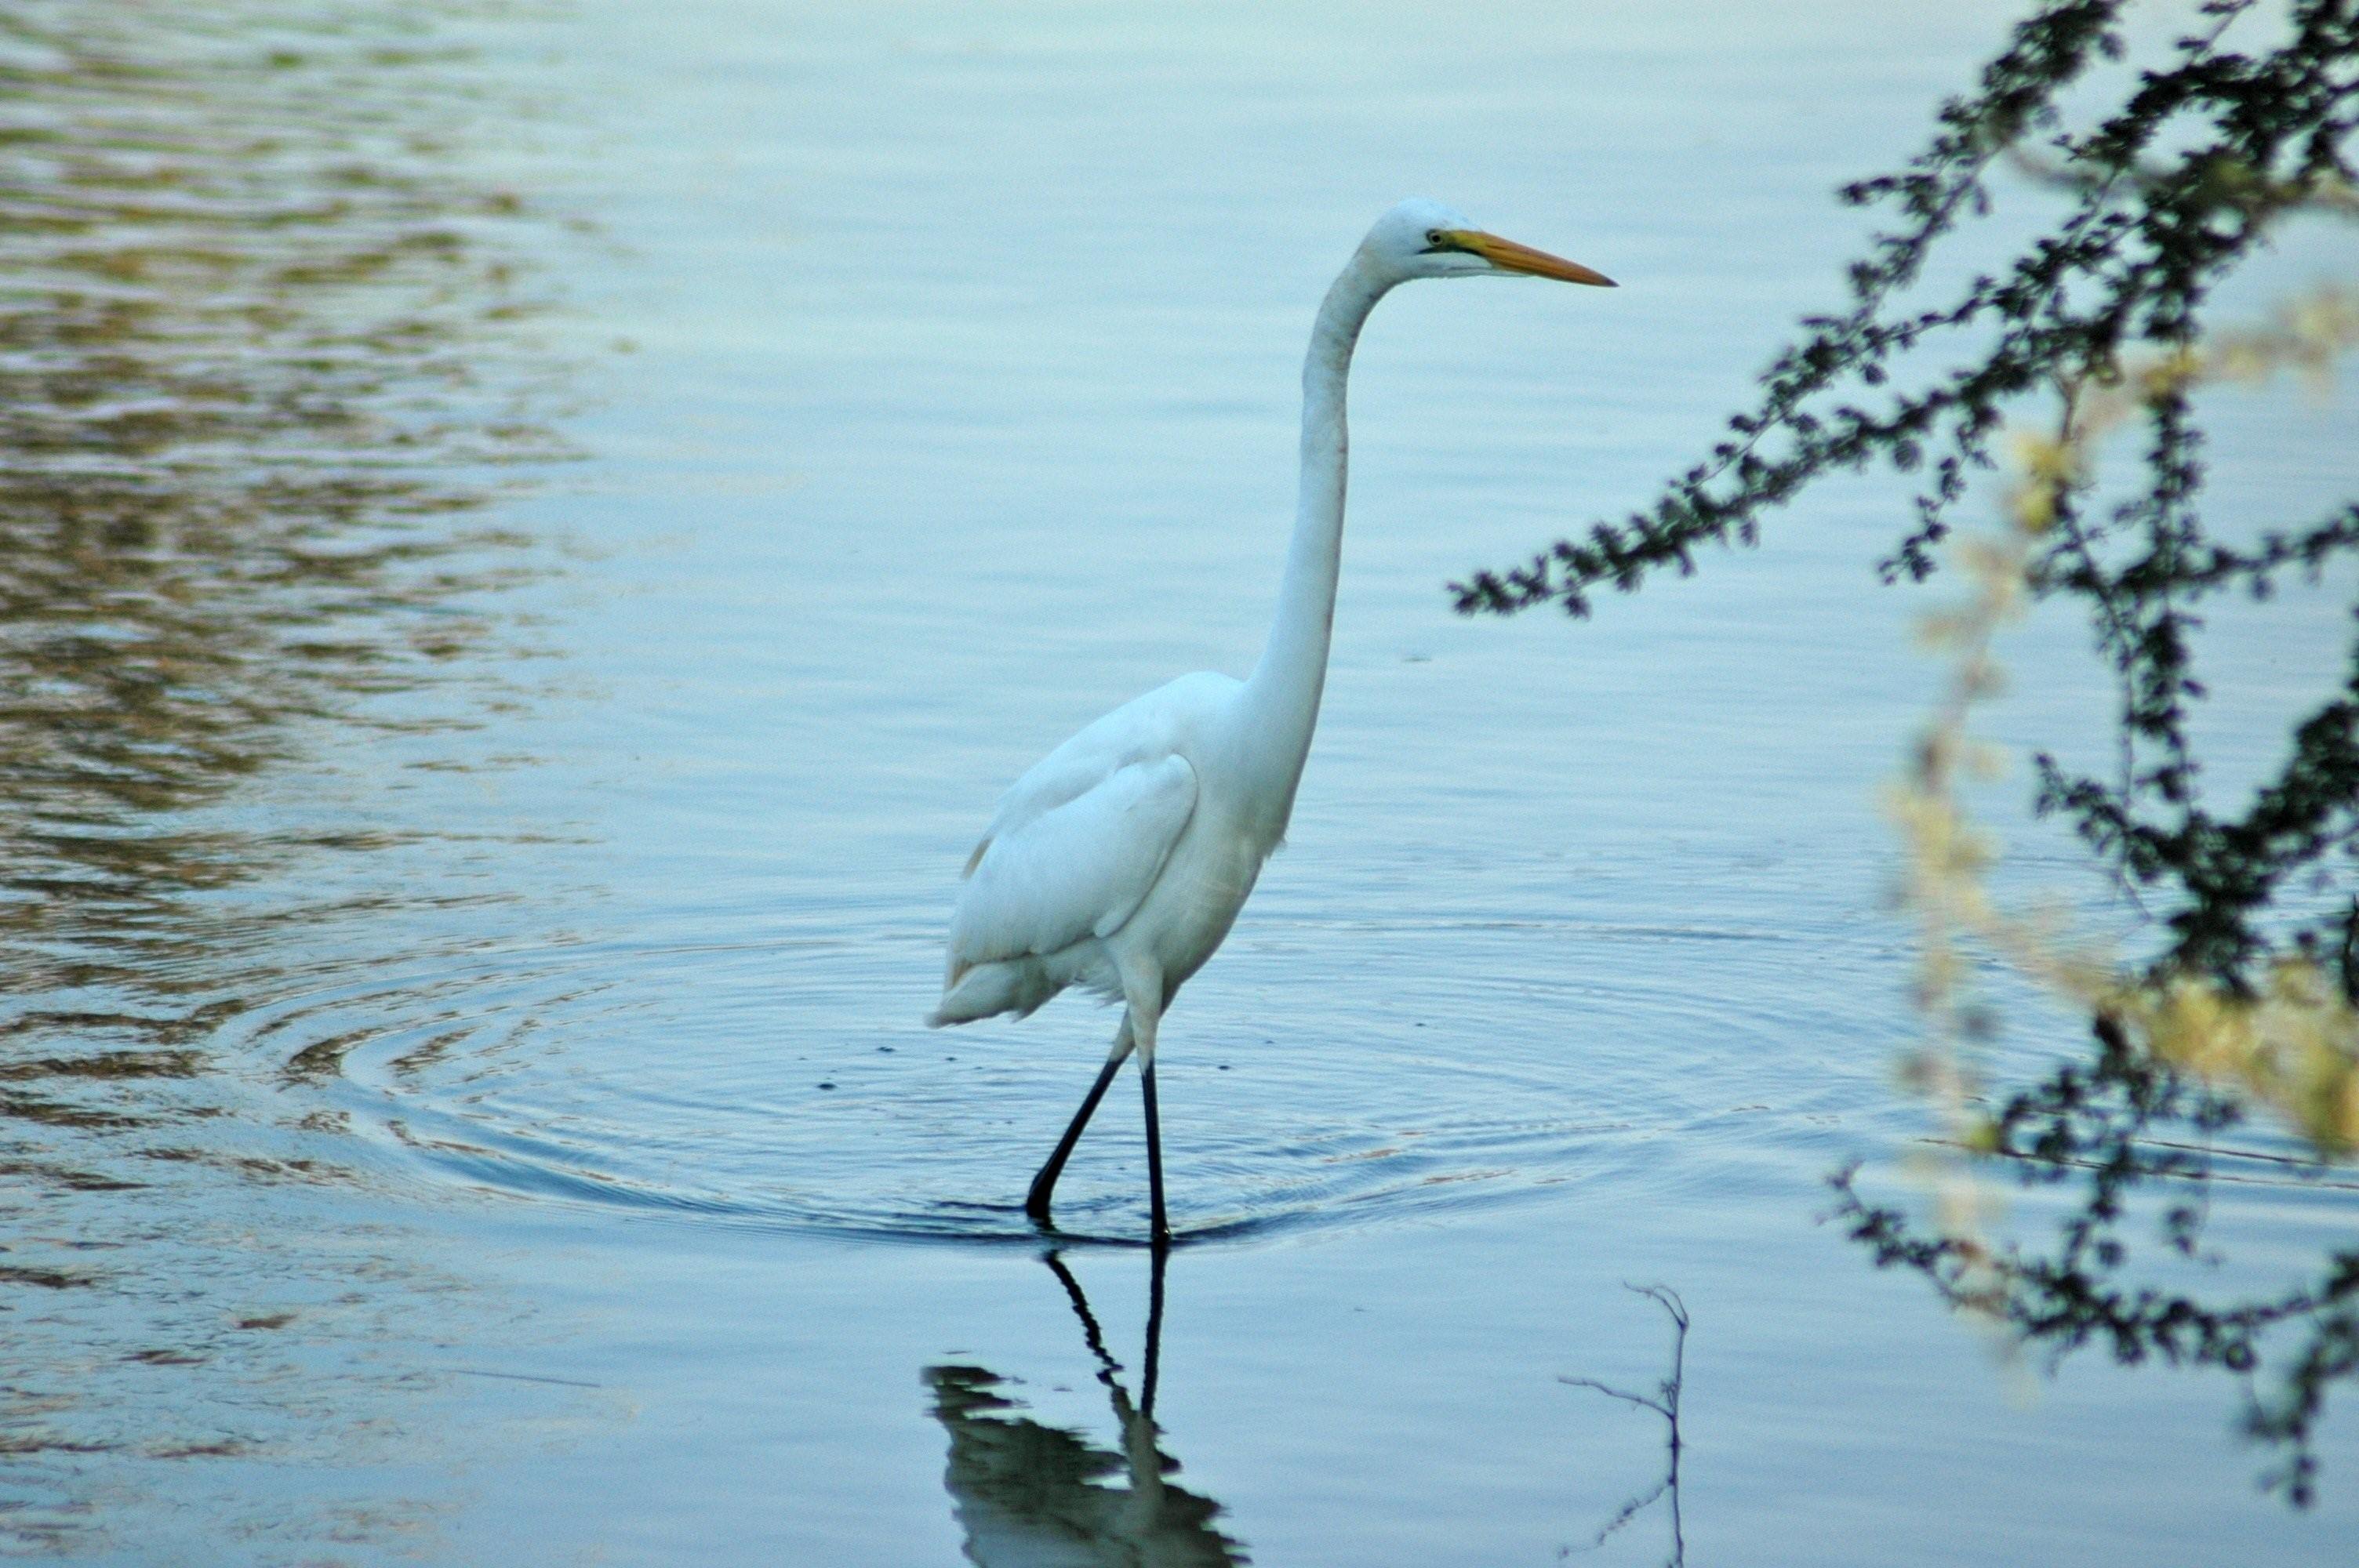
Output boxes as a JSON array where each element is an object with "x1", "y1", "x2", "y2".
[{"x1": 928, "y1": 956, "x2": 1055, "y2": 1028}]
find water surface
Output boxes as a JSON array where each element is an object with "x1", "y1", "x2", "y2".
[{"x1": 4, "y1": 2, "x2": 2355, "y2": 1563}]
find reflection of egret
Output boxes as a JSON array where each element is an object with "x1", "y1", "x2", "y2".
[
  {"x1": 929, "y1": 200, "x2": 1614, "y2": 1241},
  {"x1": 925, "y1": 1249, "x2": 1245, "y2": 1566}
]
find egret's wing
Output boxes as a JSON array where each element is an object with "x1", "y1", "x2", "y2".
[
  {"x1": 966, "y1": 672, "x2": 1235, "y2": 869},
  {"x1": 947, "y1": 753, "x2": 1197, "y2": 975}
]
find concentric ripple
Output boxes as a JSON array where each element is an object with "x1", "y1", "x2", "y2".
[{"x1": 222, "y1": 880, "x2": 1900, "y2": 1248}]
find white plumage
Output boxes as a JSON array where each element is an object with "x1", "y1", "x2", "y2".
[
  {"x1": 932, "y1": 681, "x2": 1215, "y2": 1025},
  {"x1": 929, "y1": 199, "x2": 1614, "y2": 1243}
]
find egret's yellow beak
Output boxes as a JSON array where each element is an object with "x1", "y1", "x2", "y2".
[{"x1": 1435, "y1": 229, "x2": 1616, "y2": 287}]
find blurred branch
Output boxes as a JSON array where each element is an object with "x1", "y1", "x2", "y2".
[
  {"x1": 1865, "y1": 285, "x2": 2359, "y2": 1505},
  {"x1": 1896, "y1": 293, "x2": 2359, "y2": 1167},
  {"x1": 2002, "y1": 143, "x2": 2359, "y2": 220},
  {"x1": 1458, "y1": 0, "x2": 2359, "y2": 995}
]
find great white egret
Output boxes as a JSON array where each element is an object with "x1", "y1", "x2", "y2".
[{"x1": 929, "y1": 198, "x2": 1614, "y2": 1243}]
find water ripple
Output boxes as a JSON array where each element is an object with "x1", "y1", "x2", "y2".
[{"x1": 220, "y1": 901, "x2": 1889, "y2": 1248}]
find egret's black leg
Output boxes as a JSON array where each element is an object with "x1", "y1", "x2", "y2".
[
  {"x1": 1141, "y1": 1055, "x2": 1169, "y2": 1247},
  {"x1": 1027, "y1": 1035, "x2": 1130, "y2": 1225}
]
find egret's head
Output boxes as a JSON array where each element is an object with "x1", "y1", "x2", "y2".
[{"x1": 1359, "y1": 197, "x2": 1616, "y2": 289}]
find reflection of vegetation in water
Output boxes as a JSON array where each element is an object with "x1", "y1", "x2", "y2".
[
  {"x1": 0, "y1": 2, "x2": 581, "y2": 1555},
  {"x1": 926, "y1": 1252, "x2": 1246, "y2": 1567},
  {"x1": 0, "y1": 0, "x2": 570, "y2": 969}
]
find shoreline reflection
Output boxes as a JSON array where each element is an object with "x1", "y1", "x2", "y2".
[{"x1": 0, "y1": 2, "x2": 585, "y2": 1556}]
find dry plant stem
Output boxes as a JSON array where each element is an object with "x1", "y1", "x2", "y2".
[{"x1": 1561, "y1": 1285, "x2": 1688, "y2": 1565}]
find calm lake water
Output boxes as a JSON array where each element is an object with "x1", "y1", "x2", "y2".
[{"x1": 5, "y1": 1, "x2": 2355, "y2": 1563}]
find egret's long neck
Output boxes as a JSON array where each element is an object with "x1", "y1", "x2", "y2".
[{"x1": 1241, "y1": 256, "x2": 1390, "y2": 808}]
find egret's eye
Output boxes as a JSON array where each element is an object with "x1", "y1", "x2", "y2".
[{"x1": 1425, "y1": 229, "x2": 1443, "y2": 245}]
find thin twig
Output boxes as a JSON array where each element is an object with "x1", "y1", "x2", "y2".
[{"x1": 1560, "y1": 1285, "x2": 1689, "y2": 1566}]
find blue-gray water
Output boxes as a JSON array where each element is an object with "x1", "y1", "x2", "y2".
[{"x1": 4, "y1": 1, "x2": 2355, "y2": 1563}]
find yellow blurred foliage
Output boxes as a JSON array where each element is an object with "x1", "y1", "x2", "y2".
[{"x1": 1895, "y1": 285, "x2": 2359, "y2": 1169}]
